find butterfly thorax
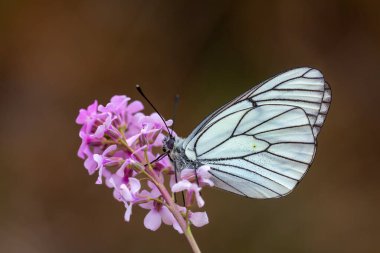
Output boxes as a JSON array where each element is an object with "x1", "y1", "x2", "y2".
[{"x1": 163, "y1": 136, "x2": 197, "y2": 171}]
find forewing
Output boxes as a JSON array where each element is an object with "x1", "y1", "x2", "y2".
[
  {"x1": 250, "y1": 68, "x2": 325, "y2": 130},
  {"x1": 183, "y1": 67, "x2": 330, "y2": 149},
  {"x1": 188, "y1": 105, "x2": 316, "y2": 198}
]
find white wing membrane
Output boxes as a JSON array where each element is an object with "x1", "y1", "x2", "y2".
[
  {"x1": 244, "y1": 152, "x2": 307, "y2": 179},
  {"x1": 183, "y1": 67, "x2": 330, "y2": 145},
  {"x1": 189, "y1": 105, "x2": 315, "y2": 198},
  {"x1": 234, "y1": 106, "x2": 299, "y2": 135},
  {"x1": 187, "y1": 109, "x2": 250, "y2": 157},
  {"x1": 255, "y1": 125, "x2": 314, "y2": 144},
  {"x1": 181, "y1": 67, "x2": 331, "y2": 199},
  {"x1": 243, "y1": 108, "x2": 310, "y2": 136},
  {"x1": 312, "y1": 82, "x2": 332, "y2": 137}
]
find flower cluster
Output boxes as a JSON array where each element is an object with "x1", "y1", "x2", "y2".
[{"x1": 76, "y1": 95, "x2": 213, "y2": 233}]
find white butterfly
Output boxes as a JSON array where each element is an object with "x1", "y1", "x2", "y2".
[{"x1": 163, "y1": 67, "x2": 331, "y2": 199}]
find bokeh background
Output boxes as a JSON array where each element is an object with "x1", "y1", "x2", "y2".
[{"x1": 1, "y1": 1, "x2": 379, "y2": 252}]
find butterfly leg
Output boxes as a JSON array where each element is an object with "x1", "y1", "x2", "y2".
[
  {"x1": 194, "y1": 166, "x2": 202, "y2": 198},
  {"x1": 174, "y1": 162, "x2": 186, "y2": 205}
]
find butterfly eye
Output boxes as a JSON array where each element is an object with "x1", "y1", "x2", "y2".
[{"x1": 165, "y1": 137, "x2": 175, "y2": 150}]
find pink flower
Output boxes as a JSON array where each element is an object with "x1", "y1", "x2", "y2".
[
  {"x1": 172, "y1": 166, "x2": 214, "y2": 208},
  {"x1": 172, "y1": 180, "x2": 205, "y2": 207},
  {"x1": 76, "y1": 100, "x2": 98, "y2": 126},
  {"x1": 98, "y1": 95, "x2": 131, "y2": 115},
  {"x1": 141, "y1": 202, "x2": 178, "y2": 232},
  {"x1": 135, "y1": 113, "x2": 173, "y2": 146},
  {"x1": 92, "y1": 114, "x2": 114, "y2": 139},
  {"x1": 98, "y1": 95, "x2": 144, "y2": 136},
  {"x1": 76, "y1": 95, "x2": 211, "y2": 235},
  {"x1": 84, "y1": 155, "x2": 97, "y2": 175},
  {"x1": 174, "y1": 206, "x2": 209, "y2": 231},
  {"x1": 153, "y1": 155, "x2": 172, "y2": 175},
  {"x1": 140, "y1": 181, "x2": 162, "y2": 199},
  {"x1": 139, "y1": 181, "x2": 179, "y2": 231},
  {"x1": 180, "y1": 165, "x2": 214, "y2": 187},
  {"x1": 137, "y1": 181, "x2": 182, "y2": 232},
  {"x1": 115, "y1": 158, "x2": 135, "y2": 177},
  {"x1": 93, "y1": 145, "x2": 118, "y2": 184},
  {"x1": 78, "y1": 131, "x2": 101, "y2": 159},
  {"x1": 110, "y1": 177, "x2": 141, "y2": 222}
]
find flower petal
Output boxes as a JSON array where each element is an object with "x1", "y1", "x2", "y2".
[
  {"x1": 202, "y1": 178, "x2": 214, "y2": 187},
  {"x1": 144, "y1": 210, "x2": 162, "y2": 231},
  {"x1": 180, "y1": 168, "x2": 195, "y2": 180},
  {"x1": 128, "y1": 177, "x2": 141, "y2": 194},
  {"x1": 172, "y1": 220, "x2": 183, "y2": 234},
  {"x1": 76, "y1": 100, "x2": 98, "y2": 124},
  {"x1": 88, "y1": 100, "x2": 98, "y2": 113},
  {"x1": 124, "y1": 203, "x2": 132, "y2": 222},
  {"x1": 120, "y1": 184, "x2": 133, "y2": 201},
  {"x1": 103, "y1": 144, "x2": 117, "y2": 156},
  {"x1": 194, "y1": 191, "x2": 205, "y2": 208},
  {"x1": 189, "y1": 212, "x2": 209, "y2": 227},
  {"x1": 172, "y1": 180, "x2": 192, "y2": 192},
  {"x1": 95, "y1": 166, "x2": 103, "y2": 184},
  {"x1": 147, "y1": 181, "x2": 162, "y2": 198},
  {"x1": 127, "y1": 100, "x2": 144, "y2": 114},
  {"x1": 93, "y1": 154, "x2": 103, "y2": 167},
  {"x1": 197, "y1": 165, "x2": 211, "y2": 176},
  {"x1": 117, "y1": 158, "x2": 135, "y2": 177},
  {"x1": 126, "y1": 133, "x2": 140, "y2": 146},
  {"x1": 93, "y1": 125, "x2": 106, "y2": 138},
  {"x1": 84, "y1": 157, "x2": 97, "y2": 175},
  {"x1": 160, "y1": 206, "x2": 175, "y2": 225},
  {"x1": 139, "y1": 201, "x2": 154, "y2": 210}
]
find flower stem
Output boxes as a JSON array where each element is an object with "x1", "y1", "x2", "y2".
[
  {"x1": 143, "y1": 151, "x2": 201, "y2": 253},
  {"x1": 153, "y1": 173, "x2": 201, "y2": 253}
]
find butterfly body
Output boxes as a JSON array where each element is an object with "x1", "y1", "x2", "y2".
[
  {"x1": 163, "y1": 136, "x2": 200, "y2": 173},
  {"x1": 163, "y1": 67, "x2": 331, "y2": 199}
]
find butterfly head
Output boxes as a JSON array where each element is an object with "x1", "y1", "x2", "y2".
[{"x1": 163, "y1": 135, "x2": 176, "y2": 153}]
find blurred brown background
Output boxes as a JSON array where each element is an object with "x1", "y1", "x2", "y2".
[{"x1": 0, "y1": 1, "x2": 379, "y2": 253}]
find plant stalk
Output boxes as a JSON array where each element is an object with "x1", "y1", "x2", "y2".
[{"x1": 145, "y1": 159, "x2": 201, "y2": 253}]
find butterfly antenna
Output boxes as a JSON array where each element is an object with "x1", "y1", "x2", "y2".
[
  {"x1": 143, "y1": 152, "x2": 168, "y2": 167},
  {"x1": 170, "y1": 94, "x2": 180, "y2": 136},
  {"x1": 136, "y1": 84, "x2": 172, "y2": 136}
]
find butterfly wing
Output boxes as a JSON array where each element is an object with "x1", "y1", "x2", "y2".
[
  {"x1": 182, "y1": 67, "x2": 331, "y2": 198},
  {"x1": 312, "y1": 81, "x2": 332, "y2": 137},
  {"x1": 183, "y1": 67, "x2": 331, "y2": 148}
]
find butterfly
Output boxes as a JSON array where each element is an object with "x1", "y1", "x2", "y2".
[{"x1": 161, "y1": 67, "x2": 331, "y2": 199}]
